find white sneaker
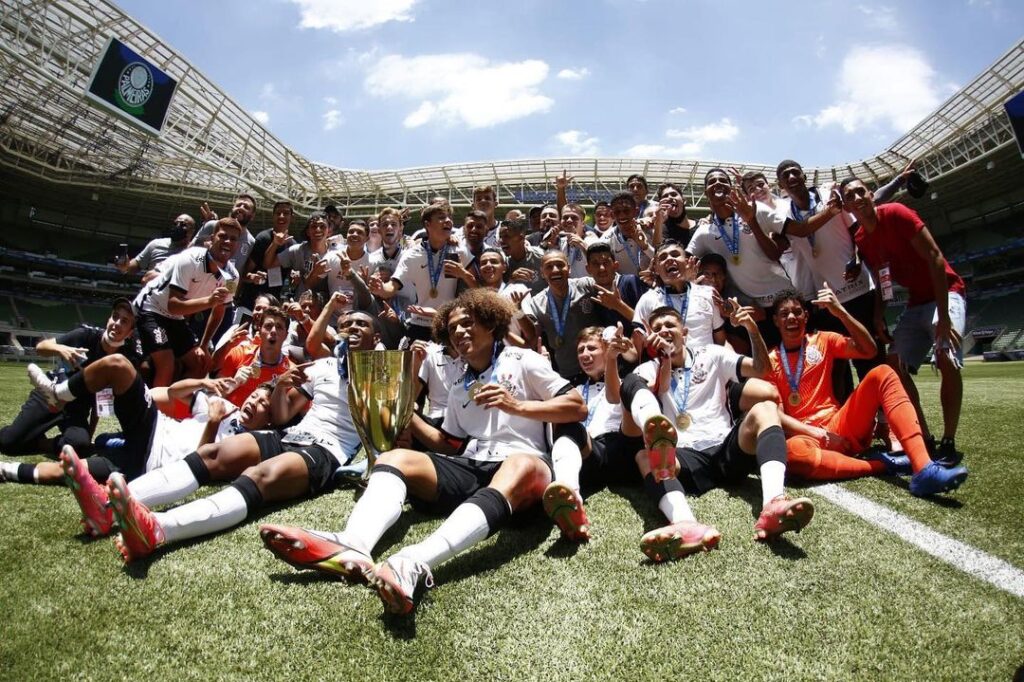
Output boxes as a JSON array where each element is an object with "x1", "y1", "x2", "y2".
[
  {"x1": 27, "y1": 364, "x2": 61, "y2": 408},
  {"x1": 368, "y1": 555, "x2": 434, "y2": 615}
]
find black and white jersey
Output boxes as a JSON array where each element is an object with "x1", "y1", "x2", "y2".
[
  {"x1": 417, "y1": 342, "x2": 464, "y2": 420},
  {"x1": 133, "y1": 247, "x2": 239, "y2": 320},
  {"x1": 283, "y1": 356, "x2": 361, "y2": 465}
]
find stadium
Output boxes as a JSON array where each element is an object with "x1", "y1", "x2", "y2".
[{"x1": 1, "y1": 1, "x2": 1023, "y2": 679}]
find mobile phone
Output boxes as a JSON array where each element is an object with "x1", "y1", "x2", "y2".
[
  {"x1": 442, "y1": 252, "x2": 460, "y2": 278},
  {"x1": 118, "y1": 243, "x2": 129, "y2": 265},
  {"x1": 239, "y1": 312, "x2": 253, "y2": 327}
]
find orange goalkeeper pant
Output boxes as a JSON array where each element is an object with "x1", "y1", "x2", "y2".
[{"x1": 786, "y1": 365, "x2": 931, "y2": 480}]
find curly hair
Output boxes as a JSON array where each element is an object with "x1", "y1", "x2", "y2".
[{"x1": 432, "y1": 288, "x2": 514, "y2": 348}]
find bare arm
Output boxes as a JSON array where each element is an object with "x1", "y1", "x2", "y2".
[
  {"x1": 814, "y1": 283, "x2": 876, "y2": 359},
  {"x1": 735, "y1": 308, "x2": 770, "y2": 378},
  {"x1": 306, "y1": 292, "x2": 345, "y2": 360},
  {"x1": 909, "y1": 226, "x2": 958, "y2": 350},
  {"x1": 407, "y1": 413, "x2": 462, "y2": 456}
]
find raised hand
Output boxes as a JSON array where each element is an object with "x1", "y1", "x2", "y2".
[{"x1": 812, "y1": 281, "x2": 841, "y2": 315}]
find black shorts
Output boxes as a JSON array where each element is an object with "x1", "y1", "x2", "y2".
[
  {"x1": 675, "y1": 421, "x2": 753, "y2": 496},
  {"x1": 137, "y1": 311, "x2": 198, "y2": 358},
  {"x1": 411, "y1": 452, "x2": 553, "y2": 516},
  {"x1": 109, "y1": 374, "x2": 159, "y2": 480},
  {"x1": 249, "y1": 430, "x2": 338, "y2": 495},
  {"x1": 580, "y1": 432, "x2": 644, "y2": 490}
]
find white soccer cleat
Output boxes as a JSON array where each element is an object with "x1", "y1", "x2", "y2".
[
  {"x1": 368, "y1": 555, "x2": 434, "y2": 615},
  {"x1": 27, "y1": 363, "x2": 61, "y2": 409}
]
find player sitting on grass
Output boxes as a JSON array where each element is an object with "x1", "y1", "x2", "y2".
[
  {"x1": 259, "y1": 288, "x2": 587, "y2": 615},
  {"x1": 542, "y1": 323, "x2": 643, "y2": 542},
  {"x1": 766, "y1": 288, "x2": 968, "y2": 496},
  {"x1": 91, "y1": 310, "x2": 376, "y2": 563},
  {"x1": 619, "y1": 306, "x2": 813, "y2": 561}
]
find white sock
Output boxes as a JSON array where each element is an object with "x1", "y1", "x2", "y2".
[
  {"x1": 156, "y1": 486, "x2": 249, "y2": 546},
  {"x1": 630, "y1": 388, "x2": 662, "y2": 428},
  {"x1": 759, "y1": 461, "x2": 786, "y2": 507},
  {"x1": 658, "y1": 490, "x2": 696, "y2": 523},
  {"x1": 337, "y1": 470, "x2": 406, "y2": 555},
  {"x1": 551, "y1": 436, "x2": 582, "y2": 492},
  {"x1": 0, "y1": 461, "x2": 19, "y2": 481},
  {"x1": 128, "y1": 460, "x2": 200, "y2": 508},
  {"x1": 54, "y1": 381, "x2": 74, "y2": 402},
  {"x1": 396, "y1": 502, "x2": 491, "y2": 568}
]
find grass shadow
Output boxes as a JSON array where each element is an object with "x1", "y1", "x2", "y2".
[
  {"x1": 721, "y1": 477, "x2": 810, "y2": 561},
  {"x1": 432, "y1": 517, "x2": 552, "y2": 588}
]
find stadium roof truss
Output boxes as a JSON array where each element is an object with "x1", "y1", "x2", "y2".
[{"x1": 1, "y1": 0, "x2": 1023, "y2": 216}]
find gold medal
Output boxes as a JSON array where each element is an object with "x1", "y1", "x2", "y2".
[
  {"x1": 788, "y1": 392, "x2": 801, "y2": 407},
  {"x1": 468, "y1": 381, "x2": 483, "y2": 399},
  {"x1": 429, "y1": 286, "x2": 438, "y2": 298},
  {"x1": 731, "y1": 254, "x2": 741, "y2": 266},
  {"x1": 811, "y1": 245, "x2": 820, "y2": 258},
  {"x1": 675, "y1": 412, "x2": 692, "y2": 431},
  {"x1": 554, "y1": 336, "x2": 563, "y2": 349}
]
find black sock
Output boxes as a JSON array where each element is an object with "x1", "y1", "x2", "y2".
[
  {"x1": 755, "y1": 425, "x2": 787, "y2": 468},
  {"x1": 230, "y1": 475, "x2": 264, "y2": 518},
  {"x1": 67, "y1": 372, "x2": 90, "y2": 400},
  {"x1": 643, "y1": 472, "x2": 683, "y2": 502},
  {"x1": 17, "y1": 463, "x2": 36, "y2": 483},
  {"x1": 184, "y1": 452, "x2": 212, "y2": 486},
  {"x1": 468, "y1": 487, "x2": 511, "y2": 538}
]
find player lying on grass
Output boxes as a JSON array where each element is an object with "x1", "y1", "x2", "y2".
[
  {"x1": 541, "y1": 323, "x2": 643, "y2": 542},
  {"x1": 765, "y1": 288, "x2": 968, "y2": 496},
  {"x1": 80, "y1": 310, "x2": 376, "y2": 563},
  {"x1": 618, "y1": 305, "x2": 814, "y2": 561},
  {"x1": 259, "y1": 288, "x2": 587, "y2": 615},
  {"x1": 10, "y1": 351, "x2": 271, "y2": 495}
]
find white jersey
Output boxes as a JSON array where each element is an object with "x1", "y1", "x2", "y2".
[
  {"x1": 325, "y1": 247, "x2": 372, "y2": 312},
  {"x1": 574, "y1": 378, "x2": 622, "y2": 439},
  {"x1": 768, "y1": 186, "x2": 873, "y2": 303},
  {"x1": 632, "y1": 283, "x2": 722, "y2": 349},
  {"x1": 417, "y1": 343, "x2": 464, "y2": 419},
  {"x1": 145, "y1": 393, "x2": 246, "y2": 473},
  {"x1": 688, "y1": 207, "x2": 793, "y2": 306},
  {"x1": 442, "y1": 346, "x2": 570, "y2": 462},
  {"x1": 133, "y1": 247, "x2": 239, "y2": 319},
  {"x1": 597, "y1": 227, "x2": 654, "y2": 276},
  {"x1": 634, "y1": 344, "x2": 742, "y2": 452},
  {"x1": 282, "y1": 356, "x2": 361, "y2": 464},
  {"x1": 392, "y1": 241, "x2": 472, "y2": 328}
]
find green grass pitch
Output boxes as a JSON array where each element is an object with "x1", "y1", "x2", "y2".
[{"x1": 1, "y1": 361, "x2": 1022, "y2": 680}]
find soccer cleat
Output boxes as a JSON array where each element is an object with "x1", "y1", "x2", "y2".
[
  {"x1": 367, "y1": 556, "x2": 434, "y2": 615},
  {"x1": 107, "y1": 473, "x2": 164, "y2": 563},
  {"x1": 909, "y1": 461, "x2": 968, "y2": 497},
  {"x1": 60, "y1": 445, "x2": 113, "y2": 537},
  {"x1": 259, "y1": 524, "x2": 372, "y2": 583},
  {"x1": 643, "y1": 415, "x2": 677, "y2": 482},
  {"x1": 542, "y1": 482, "x2": 591, "y2": 542},
  {"x1": 754, "y1": 495, "x2": 814, "y2": 541},
  {"x1": 865, "y1": 447, "x2": 912, "y2": 476},
  {"x1": 640, "y1": 520, "x2": 721, "y2": 562},
  {"x1": 933, "y1": 437, "x2": 964, "y2": 468},
  {"x1": 27, "y1": 363, "x2": 62, "y2": 409}
]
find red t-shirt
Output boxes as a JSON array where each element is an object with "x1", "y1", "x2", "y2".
[
  {"x1": 853, "y1": 203, "x2": 964, "y2": 306},
  {"x1": 220, "y1": 345, "x2": 293, "y2": 406},
  {"x1": 767, "y1": 332, "x2": 856, "y2": 427}
]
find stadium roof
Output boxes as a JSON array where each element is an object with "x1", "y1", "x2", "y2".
[{"x1": 1, "y1": 0, "x2": 1023, "y2": 224}]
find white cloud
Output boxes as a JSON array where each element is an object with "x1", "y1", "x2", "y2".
[
  {"x1": 795, "y1": 45, "x2": 942, "y2": 133},
  {"x1": 668, "y1": 107, "x2": 687, "y2": 115},
  {"x1": 364, "y1": 53, "x2": 553, "y2": 129},
  {"x1": 856, "y1": 4, "x2": 898, "y2": 31},
  {"x1": 554, "y1": 130, "x2": 600, "y2": 156},
  {"x1": 252, "y1": 110, "x2": 270, "y2": 125},
  {"x1": 288, "y1": 0, "x2": 418, "y2": 32},
  {"x1": 259, "y1": 83, "x2": 277, "y2": 100},
  {"x1": 557, "y1": 67, "x2": 590, "y2": 81},
  {"x1": 323, "y1": 100, "x2": 344, "y2": 131},
  {"x1": 623, "y1": 118, "x2": 739, "y2": 158}
]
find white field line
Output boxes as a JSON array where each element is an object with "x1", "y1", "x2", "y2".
[{"x1": 813, "y1": 483, "x2": 1024, "y2": 599}]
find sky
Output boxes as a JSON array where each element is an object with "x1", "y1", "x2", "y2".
[{"x1": 115, "y1": 0, "x2": 1023, "y2": 172}]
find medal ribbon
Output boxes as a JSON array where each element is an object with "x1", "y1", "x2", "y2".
[
  {"x1": 779, "y1": 338, "x2": 806, "y2": 399},
  {"x1": 336, "y1": 339, "x2": 349, "y2": 381},
  {"x1": 712, "y1": 213, "x2": 740, "y2": 258},
  {"x1": 425, "y1": 241, "x2": 449, "y2": 294},
  {"x1": 463, "y1": 341, "x2": 501, "y2": 392},
  {"x1": 789, "y1": 189, "x2": 818, "y2": 252},
  {"x1": 669, "y1": 356, "x2": 692, "y2": 417},
  {"x1": 582, "y1": 380, "x2": 599, "y2": 426},
  {"x1": 617, "y1": 228, "x2": 642, "y2": 272},
  {"x1": 662, "y1": 284, "x2": 689, "y2": 325},
  {"x1": 547, "y1": 289, "x2": 572, "y2": 347}
]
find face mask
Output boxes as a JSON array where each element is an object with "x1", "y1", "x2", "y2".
[
  {"x1": 169, "y1": 224, "x2": 188, "y2": 242},
  {"x1": 103, "y1": 329, "x2": 125, "y2": 348}
]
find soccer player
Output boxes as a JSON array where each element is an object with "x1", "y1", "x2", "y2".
[
  {"x1": 765, "y1": 289, "x2": 968, "y2": 496},
  {"x1": 626, "y1": 173, "x2": 650, "y2": 218},
  {"x1": 653, "y1": 182, "x2": 696, "y2": 246},
  {"x1": 192, "y1": 194, "x2": 257, "y2": 275},
  {"x1": 116, "y1": 214, "x2": 196, "y2": 283},
  {"x1": 471, "y1": 184, "x2": 501, "y2": 246},
  {"x1": 633, "y1": 240, "x2": 724, "y2": 348},
  {"x1": 259, "y1": 288, "x2": 587, "y2": 615},
  {"x1": 267, "y1": 211, "x2": 333, "y2": 298},
  {"x1": 498, "y1": 218, "x2": 545, "y2": 291},
  {"x1": 132, "y1": 217, "x2": 241, "y2": 387},
  {"x1": 600, "y1": 192, "x2": 654, "y2": 277},
  {"x1": 215, "y1": 306, "x2": 295, "y2": 406},
  {"x1": 98, "y1": 310, "x2": 378, "y2": 563},
  {"x1": 841, "y1": 177, "x2": 968, "y2": 465},
  {"x1": 584, "y1": 241, "x2": 647, "y2": 329},
  {"x1": 0, "y1": 297, "x2": 140, "y2": 458},
  {"x1": 520, "y1": 250, "x2": 602, "y2": 378},
  {"x1": 618, "y1": 305, "x2": 813, "y2": 560},
  {"x1": 554, "y1": 203, "x2": 592, "y2": 279},
  {"x1": 239, "y1": 201, "x2": 294, "y2": 311},
  {"x1": 543, "y1": 324, "x2": 642, "y2": 541},
  {"x1": 369, "y1": 204, "x2": 471, "y2": 341}
]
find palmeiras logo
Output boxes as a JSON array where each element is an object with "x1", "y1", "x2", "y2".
[{"x1": 85, "y1": 37, "x2": 177, "y2": 135}]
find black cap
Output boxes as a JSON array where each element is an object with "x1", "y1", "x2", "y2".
[
  {"x1": 111, "y1": 297, "x2": 136, "y2": 318},
  {"x1": 905, "y1": 171, "x2": 929, "y2": 199},
  {"x1": 324, "y1": 204, "x2": 341, "y2": 216}
]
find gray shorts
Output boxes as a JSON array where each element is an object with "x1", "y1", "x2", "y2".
[{"x1": 891, "y1": 292, "x2": 966, "y2": 372}]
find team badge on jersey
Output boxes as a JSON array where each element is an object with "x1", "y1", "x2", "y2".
[{"x1": 805, "y1": 344, "x2": 824, "y2": 367}]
